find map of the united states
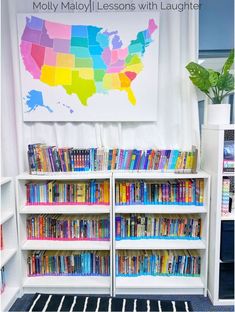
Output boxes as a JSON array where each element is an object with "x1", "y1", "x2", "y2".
[{"x1": 20, "y1": 16, "x2": 157, "y2": 106}]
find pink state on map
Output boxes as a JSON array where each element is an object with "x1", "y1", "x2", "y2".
[
  {"x1": 125, "y1": 71, "x2": 137, "y2": 81},
  {"x1": 20, "y1": 41, "x2": 41, "y2": 79},
  {"x1": 107, "y1": 60, "x2": 124, "y2": 73},
  {"x1": 110, "y1": 50, "x2": 119, "y2": 64},
  {"x1": 45, "y1": 20, "x2": 71, "y2": 39},
  {"x1": 148, "y1": 19, "x2": 157, "y2": 35},
  {"x1": 44, "y1": 47, "x2": 57, "y2": 66},
  {"x1": 118, "y1": 48, "x2": 128, "y2": 60}
]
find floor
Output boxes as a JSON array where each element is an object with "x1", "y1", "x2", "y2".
[{"x1": 10, "y1": 294, "x2": 234, "y2": 312}]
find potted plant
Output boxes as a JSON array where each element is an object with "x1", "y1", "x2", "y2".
[{"x1": 186, "y1": 49, "x2": 234, "y2": 125}]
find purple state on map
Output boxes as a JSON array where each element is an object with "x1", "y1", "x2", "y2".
[
  {"x1": 20, "y1": 16, "x2": 158, "y2": 106},
  {"x1": 40, "y1": 24, "x2": 53, "y2": 47},
  {"x1": 53, "y1": 39, "x2": 71, "y2": 53}
]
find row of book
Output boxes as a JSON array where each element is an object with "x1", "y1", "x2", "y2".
[
  {"x1": 28, "y1": 144, "x2": 198, "y2": 173},
  {"x1": 27, "y1": 215, "x2": 110, "y2": 240},
  {"x1": 221, "y1": 178, "x2": 231, "y2": 216},
  {"x1": 26, "y1": 214, "x2": 201, "y2": 241},
  {"x1": 27, "y1": 250, "x2": 200, "y2": 277},
  {"x1": 115, "y1": 215, "x2": 201, "y2": 240},
  {"x1": 27, "y1": 251, "x2": 110, "y2": 276},
  {"x1": 116, "y1": 250, "x2": 200, "y2": 276},
  {"x1": 115, "y1": 180, "x2": 204, "y2": 205},
  {"x1": 26, "y1": 181, "x2": 110, "y2": 205},
  {"x1": 1, "y1": 267, "x2": 5, "y2": 294}
]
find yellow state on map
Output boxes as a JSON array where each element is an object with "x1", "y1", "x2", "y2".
[
  {"x1": 124, "y1": 63, "x2": 144, "y2": 74},
  {"x1": 126, "y1": 87, "x2": 136, "y2": 105},
  {"x1": 40, "y1": 65, "x2": 56, "y2": 86},
  {"x1": 56, "y1": 53, "x2": 75, "y2": 68},
  {"x1": 103, "y1": 73, "x2": 121, "y2": 89},
  {"x1": 55, "y1": 67, "x2": 72, "y2": 85},
  {"x1": 78, "y1": 68, "x2": 94, "y2": 80}
]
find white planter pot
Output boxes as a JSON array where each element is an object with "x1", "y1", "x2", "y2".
[{"x1": 207, "y1": 104, "x2": 231, "y2": 125}]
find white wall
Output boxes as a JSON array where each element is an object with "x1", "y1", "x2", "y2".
[{"x1": 1, "y1": 0, "x2": 200, "y2": 177}]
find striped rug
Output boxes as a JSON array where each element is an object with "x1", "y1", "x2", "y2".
[{"x1": 27, "y1": 294, "x2": 193, "y2": 311}]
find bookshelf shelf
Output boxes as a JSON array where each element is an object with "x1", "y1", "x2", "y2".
[
  {"x1": 20, "y1": 205, "x2": 110, "y2": 214},
  {"x1": 115, "y1": 205, "x2": 207, "y2": 214},
  {"x1": 16, "y1": 173, "x2": 113, "y2": 296},
  {"x1": 0, "y1": 177, "x2": 12, "y2": 186},
  {"x1": 113, "y1": 171, "x2": 210, "y2": 296},
  {"x1": 0, "y1": 249, "x2": 17, "y2": 267},
  {"x1": 1, "y1": 177, "x2": 20, "y2": 312},
  {"x1": 22, "y1": 240, "x2": 110, "y2": 251},
  {"x1": 222, "y1": 172, "x2": 234, "y2": 177},
  {"x1": 115, "y1": 239, "x2": 206, "y2": 250},
  {"x1": 202, "y1": 125, "x2": 235, "y2": 306},
  {"x1": 0, "y1": 212, "x2": 14, "y2": 225},
  {"x1": 113, "y1": 170, "x2": 209, "y2": 180},
  {"x1": 115, "y1": 276, "x2": 204, "y2": 295},
  {"x1": 23, "y1": 276, "x2": 110, "y2": 294},
  {"x1": 17, "y1": 171, "x2": 112, "y2": 180}
]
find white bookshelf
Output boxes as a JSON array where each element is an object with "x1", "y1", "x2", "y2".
[
  {"x1": 16, "y1": 172, "x2": 112, "y2": 295},
  {"x1": 112, "y1": 171, "x2": 210, "y2": 296},
  {"x1": 16, "y1": 170, "x2": 211, "y2": 297},
  {"x1": 201, "y1": 124, "x2": 235, "y2": 306},
  {"x1": 0, "y1": 177, "x2": 20, "y2": 312}
]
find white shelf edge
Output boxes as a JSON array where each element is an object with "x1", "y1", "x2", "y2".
[
  {"x1": 0, "y1": 248, "x2": 17, "y2": 268},
  {"x1": 21, "y1": 240, "x2": 110, "y2": 250},
  {"x1": 17, "y1": 172, "x2": 112, "y2": 180},
  {"x1": 115, "y1": 239, "x2": 206, "y2": 250},
  {"x1": 115, "y1": 205, "x2": 207, "y2": 214},
  {"x1": 16, "y1": 170, "x2": 210, "y2": 180},
  {"x1": 217, "y1": 299, "x2": 235, "y2": 306},
  {"x1": 0, "y1": 177, "x2": 12, "y2": 186},
  {"x1": 20, "y1": 205, "x2": 110, "y2": 214},
  {"x1": 202, "y1": 124, "x2": 235, "y2": 131},
  {"x1": 115, "y1": 276, "x2": 204, "y2": 289},
  {"x1": 222, "y1": 172, "x2": 235, "y2": 177},
  {"x1": 113, "y1": 170, "x2": 210, "y2": 179},
  {"x1": 23, "y1": 276, "x2": 110, "y2": 288},
  {"x1": 0, "y1": 212, "x2": 14, "y2": 225}
]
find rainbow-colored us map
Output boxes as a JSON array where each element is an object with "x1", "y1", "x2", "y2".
[{"x1": 18, "y1": 14, "x2": 159, "y2": 121}]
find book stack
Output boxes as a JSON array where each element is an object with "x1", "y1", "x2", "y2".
[
  {"x1": 221, "y1": 178, "x2": 230, "y2": 216},
  {"x1": 115, "y1": 215, "x2": 201, "y2": 240},
  {"x1": 115, "y1": 179, "x2": 204, "y2": 205},
  {"x1": 26, "y1": 180, "x2": 110, "y2": 205},
  {"x1": 1, "y1": 267, "x2": 5, "y2": 293},
  {"x1": 224, "y1": 140, "x2": 234, "y2": 172},
  {"x1": 27, "y1": 144, "x2": 198, "y2": 173},
  {"x1": 27, "y1": 215, "x2": 110, "y2": 240},
  {"x1": 116, "y1": 250, "x2": 200, "y2": 277},
  {"x1": 27, "y1": 251, "x2": 110, "y2": 276}
]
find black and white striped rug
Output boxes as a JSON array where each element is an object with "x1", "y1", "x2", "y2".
[{"x1": 27, "y1": 294, "x2": 193, "y2": 311}]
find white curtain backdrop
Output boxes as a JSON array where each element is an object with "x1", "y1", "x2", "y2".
[{"x1": 1, "y1": 0, "x2": 199, "y2": 177}]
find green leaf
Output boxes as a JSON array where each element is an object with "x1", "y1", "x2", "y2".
[
  {"x1": 186, "y1": 62, "x2": 210, "y2": 92},
  {"x1": 189, "y1": 77, "x2": 211, "y2": 92},
  {"x1": 208, "y1": 69, "x2": 219, "y2": 87},
  {"x1": 222, "y1": 49, "x2": 234, "y2": 74},
  {"x1": 217, "y1": 73, "x2": 234, "y2": 92}
]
